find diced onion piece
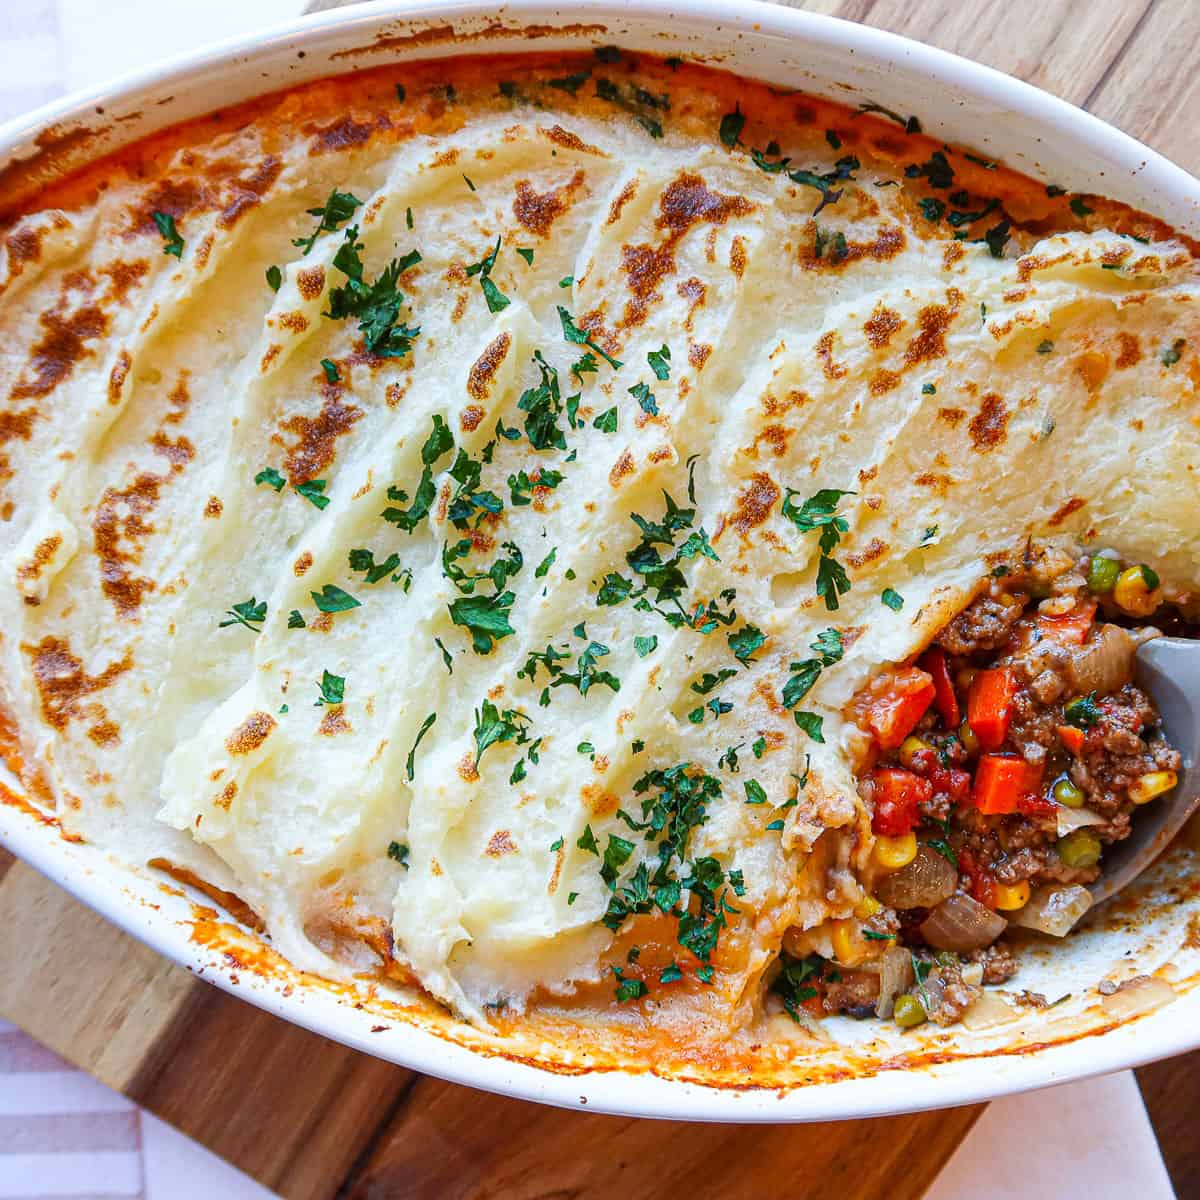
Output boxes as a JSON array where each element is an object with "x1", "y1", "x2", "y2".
[
  {"x1": 876, "y1": 845, "x2": 958, "y2": 910},
  {"x1": 919, "y1": 893, "x2": 1007, "y2": 952},
  {"x1": 1008, "y1": 884, "x2": 1093, "y2": 937},
  {"x1": 1099, "y1": 975, "x2": 1176, "y2": 1020},
  {"x1": 875, "y1": 945, "x2": 915, "y2": 1020},
  {"x1": 1066, "y1": 623, "x2": 1136, "y2": 695},
  {"x1": 1057, "y1": 806, "x2": 1107, "y2": 837},
  {"x1": 962, "y1": 990, "x2": 1020, "y2": 1031}
]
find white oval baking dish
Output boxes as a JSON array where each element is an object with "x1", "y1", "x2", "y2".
[{"x1": 1, "y1": 0, "x2": 1198, "y2": 1121}]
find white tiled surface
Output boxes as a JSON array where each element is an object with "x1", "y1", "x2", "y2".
[
  {"x1": 0, "y1": 4, "x2": 1182, "y2": 1198},
  {"x1": 0, "y1": 1018, "x2": 277, "y2": 1199}
]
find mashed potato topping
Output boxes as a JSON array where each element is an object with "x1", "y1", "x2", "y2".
[{"x1": 0, "y1": 50, "x2": 1197, "y2": 1048}]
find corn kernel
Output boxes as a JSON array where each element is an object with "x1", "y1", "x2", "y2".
[
  {"x1": 873, "y1": 831, "x2": 918, "y2": 870},
  {"x1": 1129, "y1": 770, "x2": 1178, "y2": 805},
  {"x1": 854, "y1": 894, "x2": 883, "y2": 920},
  {"x1": 898, "y1": 735, "x2": 930, "y2": 769},
  {"x1": 1113, "y1": 565, "x2": 1161, "y2": 617},
  {"x1": 830, "y1": 918, "x2": 868, "y2": 966},
  {"x1": 992, "y1": 880, "x2": 1031, "y2": 911}
]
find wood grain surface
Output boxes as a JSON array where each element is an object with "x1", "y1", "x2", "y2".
[{"x1": 2, "y1": 2, "x2": 1196, "y2": 1197}]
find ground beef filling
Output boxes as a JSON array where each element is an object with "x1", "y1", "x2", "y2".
[{"x1": 782, "y1": 546, "x2": 1185, "y2": 1030}]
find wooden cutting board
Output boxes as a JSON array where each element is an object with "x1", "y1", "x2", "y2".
[{"x1": 4, "y1": 2, "x2": 1200, "y2": 1196}]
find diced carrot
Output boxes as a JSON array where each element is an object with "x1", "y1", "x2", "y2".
[
  {"x1": 870, "y1": 766, "x2": 934, "y2": 836},
  {"x1": 864, "y1": 668, "x2": 935, "y2": 751},
  {"x1": 1057, "y1": 724, "x2": 1085, "y2": 755},
  {"x1": 1036, "y1": 599, "x2": 1097, "y2": 647},
  {"x1": 919, "y1": 647, "x2": 959, "y2": 727},
  {"x1": 973, "y1": 754, "x2": 1044, "y2": 815},
  {"x1": 967, "y1": 667, "x2": 1017, "y2": 752}
]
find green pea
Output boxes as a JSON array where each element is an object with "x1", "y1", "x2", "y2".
[
  {"x1": 1087, "y1": 555, "x2": 1121, "y2": 594},
  {"x1": 1058, "y1": 829, "x2": 1102, "y2": 869},
  {"x1": 1053, "y1": 777, "x2": 1086, "y2": 809},
  {"x1": 893, "y1": 994, "x2": 927, "y2": 1029}
]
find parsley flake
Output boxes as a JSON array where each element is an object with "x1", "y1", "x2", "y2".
[
  {"x1": 218, "y1": 597, "x2": 266, "y2": 632},
  {"x1": 294, "y1": 189, "x2": 361, "y2": 255},
  {"x1": 152, "y1": 211, "x2": 184, "y2": 258},
  {"x1": 406, "y1": 712, "x2": 437, "y2": 781},
  {"x1": 881, "y1": 587, "x2": 904, "y2": 611},
  {"x1": 311, "y1": 583, "x2": 361, "y2": 613},
  {"x1": 315, "y1": 670, "x2": 344, "y2": 706}
]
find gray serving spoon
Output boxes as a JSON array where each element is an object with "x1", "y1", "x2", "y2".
[{"x1": 1088, "y1": 637, "x2": 1200, "y2": 905}]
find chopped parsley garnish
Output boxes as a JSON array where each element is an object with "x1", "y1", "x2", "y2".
[
  {"x1": 463, "y1": 175, "x2": 477, "y2": 192},
  {"x1": 558, "y1": 305, "x2": 622, "y2": 369},
  {"x1": 517, "y1": 352, "x2": 572, "y2": 451},
  {"x1": 691, "y1": 668, "x2": 737, "y2": 695},
  {"x1": 152, "y1": 211, "x2": 184, "y2": 258},
  {"x1": 295, "y1": 478, "x2": 330, "y2": 510},
  {"x1": 473, "y1": 698, "x2": 531, "y2": 766},
  {"x1": 265, "y1": 265, "x2": 282, "y2": 292},
  {"x1": 320, "y1": 359, "x2": 340, "y2": 384},
  {"x1": 465, "y1": 237, "x2": 511, "y2": 313},
  {"x1": 752, "y1": 737, "x2": 766, "y2": 759},
  {"x1": 434, "y1": 636, "x2": 453, "y2": 673},
  {"x1": 922, "y1": 383, "x2": 937, "y2": 395},
  {"x1": 288, "y1": 610, "x2": 306, "y2": 629},
  {"x1": 1037, "y1": 339, "x2": 1055, "y2": 354},
  {"x1": 781, "y1": 487, "x2": 855, "y2": 611},
  {"x1": 315, "y1": 670, "x2": 345, "y2": 706},
  {"x1": 1162, "y1": 339, "x2": 1186, "y2": 367},
  {"x1": 387, "y1": 841, "x2": 410, "y2": 867},
  {"x1": 634, "y1": 634, "x2": 658, "y2": 657},
  {"x1": 772, "y1": 953, "x2": 824, "y2": 1019},
  {"x1": 219, "y1": 597, "x2": 267, "y2": 632},
  {"x1": 647, "y1": 344, "x2": 671, "y2": 380},
  {"x1": 881, "y1": 587, "x2": 904, "y2": 611},
  {"x1": 612, "y1": 967, "x2": 646, "y2": 1003},
  {"x1": 629, "y1": 381, "x2": 658, "y2": 416},
  {"x1": 405, "y1": 712, "x2": 437, "y2": 781},
  {"x1": 382, "y1": 415, "x2": 454, "y2": 533},
  {"x1": 516, "y1": 247, "x2": 534, "y2": 265},
  {"x1": 1064, "y1": 692, "x2": 1101, "y2": 729},
  {"x1": 750, "y1": 145, "x2": 859, "y2": 216},
  {"x1": 559, "y1": 275, "x2": 574, "y2": 289},
  {"x1": 719, "y1": 105, "x2": 745, "y2": 148},
  {"x1": 718, "y1": 743, "x2": 743, "y2": 772},
  {"x1": 1069, "y1": 196, "x2": 1094, "y2": 218},
  {"x1": 984, "y1": 219, "x2": 1011, "y2": 258},
  {"x1": 856, "y1": 100, "x2": 921, "y2": 134},
  {"x1": 793, "y1": 711, "x2": 825, "y2": 742},
  {"x1": 728, "y1": 623, "x2": 765, "y2": 663},
  {"x1": 325, "y1": 227, "x2": 421, "y2": 358},
  {"x1": 406, "y1": 206, "x2": 414, "y2": 230},
  {"x1": 294, "y1": 189, "x2": 361, "y2": 255},
  {"x1": 577, "y1": 824, "x2": 599, "y2": 855},
  {"x1": 535, "y1": 548, "x2": 557, "y2": 578},
  {"x1": 549, "y1": 70, "x2": 591, "y2": 94},
  {"x1": 918, "y1": 197, "x2": 946, "y2": 223},
  {"x1": 349, "y1": 548, "x2": 410, "y2": 587},
  {"x1": 593, "y1": 406, "x2": 618, "y2": 432},
  {"x1": 744, "y1": 779, "x2": 768, "y2": 805},
  {"x1": 905, "y1": 149, "x2": 954, "y2": 190},
  {"x1": 311, "y1": 583, "x2": 361, "y2": 614},
  {"x1": 255, "y1": 467, "x2": 286, "y2": 492},
  {"x1": 921, "y1": 525, "x2": 939, "y2": 545},
  {"x1": 449, "y1": 590, "x2": 517, "y2": 654},
  {"x1": 782, "y1": 627, "x2": 843, "y2": 709}
]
